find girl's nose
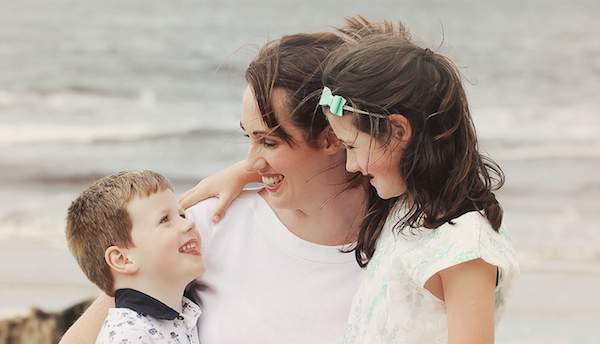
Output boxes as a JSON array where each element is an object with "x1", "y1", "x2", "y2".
[
  {"x1": 345, "y1": 153, "x2": 360, "y2": 174},
  {"x1": 245, "y1": 144, "x2": 267, "y2": 172}
]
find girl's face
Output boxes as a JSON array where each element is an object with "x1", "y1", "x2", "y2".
[
  {"x1": 325, "y1": 110, "x2": 406, "y2": 199},
  {"x1": 242, "y1": 86, "x2": 345, "y2": 211}
]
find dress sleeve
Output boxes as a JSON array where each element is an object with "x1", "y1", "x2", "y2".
[{"x1": 401, "y1": 211, "x2": 519, "y2": 290}]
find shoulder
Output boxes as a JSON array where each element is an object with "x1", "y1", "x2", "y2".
[
  {"x1": 186, "y1": 189, "x2": 275, "y2": 253},
  {"x1": 97, "y1": 308, "x2": 153, "y2": 344},
  {"x1": 403, "y1": 211, "x2": 519, "y2": 287},
  {"x1": 185, "y1": 189, "x2": 264, "y2": 223},
  {"x1": 433, "y1": 211, "x2": 512, "y2": 249}
]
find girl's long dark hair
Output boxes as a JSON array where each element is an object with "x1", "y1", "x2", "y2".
[{"x1": 326, "y1": 16, "x2": 505, "y2": 267}]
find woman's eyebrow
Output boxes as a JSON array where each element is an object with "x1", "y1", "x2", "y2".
[{"x1": 240, "y1": 121, "x2": 271, "y2": 137}]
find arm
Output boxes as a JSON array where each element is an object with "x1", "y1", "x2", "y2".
[
  {"x1": 59, "y1": 294, "x2": 114, "y2": 344},
  {"x1": 438, "y1": 258, "x2": 497, "y2": 344},
  {"x1": 178, "y1": 160, "x2": 261, "y2": 223}
]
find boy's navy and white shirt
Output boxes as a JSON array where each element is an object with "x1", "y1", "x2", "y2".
[{"x1": 96, "y1": 288, "x2": 201, "y2": 344}]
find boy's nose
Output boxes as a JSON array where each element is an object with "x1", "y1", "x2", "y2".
[{"x1": 181, "y1": 217, "x2": 195, "y2": 233}]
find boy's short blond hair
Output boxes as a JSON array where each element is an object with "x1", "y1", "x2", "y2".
[{"x1": 66, "y1": 170, "x2": 174, "y2": 296}]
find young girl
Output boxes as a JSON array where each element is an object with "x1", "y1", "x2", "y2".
[{"x1": 318, "y1": 17, "x2": 519, "y2": 344}]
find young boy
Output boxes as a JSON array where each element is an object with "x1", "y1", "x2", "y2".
[{"x1": 66, "y1": 170, "x2": 205, "y2": 344}]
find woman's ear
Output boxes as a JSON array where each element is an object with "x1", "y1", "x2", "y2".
[
  {"x1": 389, "y1": 114, "x2": 412, "y2": 144},
  {"x1": 321, "y1": 126, "x2": 343, "y2": 155},
  {"x1": 105, "y1": 246, "x2": 138, "y2": 275}
]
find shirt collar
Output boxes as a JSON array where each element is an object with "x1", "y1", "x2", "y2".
[{"x1": 115, "y1": 288, "x2": 181, "y2": 320}]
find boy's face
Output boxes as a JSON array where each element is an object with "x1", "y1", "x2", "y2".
[{"x1": 127, "y1": 189, "x2": 205, "y2": 286}]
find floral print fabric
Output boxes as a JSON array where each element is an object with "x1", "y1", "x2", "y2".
[
  {"x1": 96, "y1": 297, "x2": 201, "y2": 344},
  {"x1": 343, "y1": 210, "x2": 520, "y2": 344}
]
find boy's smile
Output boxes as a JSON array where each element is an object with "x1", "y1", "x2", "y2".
[{"x1": 179, "y1": 238, "x2": 199, "y2": 254}]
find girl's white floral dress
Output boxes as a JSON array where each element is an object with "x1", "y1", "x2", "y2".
[{"x1": 343, "y1": 209, "x2": 520, "y2": 344}]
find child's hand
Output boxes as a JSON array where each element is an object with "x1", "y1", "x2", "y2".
[{"x1": 178, "y1": 161, "x2": 261, "y2": 223}]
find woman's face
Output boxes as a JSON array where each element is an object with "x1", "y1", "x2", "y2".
[{"x1": 242, "y1": 86, "x2": 342, "y2": 211}]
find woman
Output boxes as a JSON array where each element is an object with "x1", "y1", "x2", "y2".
[{"x1": 59, "y1": 32, "x2": 369, "y2": 344}]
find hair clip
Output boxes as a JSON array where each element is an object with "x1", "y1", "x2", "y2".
[
  {"x1": 319, "y1": 87, "x2": 347, "y2": 116},
  {"x1": 319, "y1": 87, "x2": 384, "y2": 118}
]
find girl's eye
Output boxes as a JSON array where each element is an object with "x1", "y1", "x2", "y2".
[
  {"x1": 160, "y1": 215, "x2": 169, "y2": 224},
  {"x1": 180, "y1": 213, "x2": 186, "y2": 219},
  {"x1": 341, "y1": 142, "x2": 354, "y2": 150}
]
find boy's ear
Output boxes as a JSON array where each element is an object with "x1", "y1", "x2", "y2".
[
  {"x1": 389, "y1": 114, "x2": 412, "y2": 144},
  {"x1": 105, "y1": 246, "x2": 138, "y2": 275},
  {"x1": 321, "y1": 126, "x2": 343, "y2": 155}
]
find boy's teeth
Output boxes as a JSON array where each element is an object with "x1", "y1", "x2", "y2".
[
  {"x1": 179, "y1": 242, "x2": 197, "y2": 253},
  {"x1": 262, "y1": 175, "x2": 283, "y2": 186}
]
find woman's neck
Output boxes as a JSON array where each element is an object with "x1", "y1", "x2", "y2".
[{"x1": 264, "y1": 183, "x2": 367, "y2": 246}]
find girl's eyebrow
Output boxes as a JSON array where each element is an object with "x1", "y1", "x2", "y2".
[{"x1": 339, "y1": 134, "x2": 359, "y2": 146}]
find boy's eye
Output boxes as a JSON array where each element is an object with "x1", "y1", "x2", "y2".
[
  {"x1": 180, "y1": 213, "x2": 186, "y2": 219},
  {"x1": 160, "y1": 215, "x2": 169, "y2": 224}
]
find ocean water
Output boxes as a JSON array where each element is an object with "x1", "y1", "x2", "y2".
[{"x1": 1, "y1": 0, "x2": 600, "y2": 342}]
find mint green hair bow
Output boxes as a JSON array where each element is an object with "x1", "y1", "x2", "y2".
[
  {"x1": 319, "y1": 87, "x2": 347, "y2": 116},
  {"x1": 319, "y1": 86, "x2": 381, "y2": 117}
]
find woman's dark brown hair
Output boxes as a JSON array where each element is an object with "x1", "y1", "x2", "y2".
[
  {"x1": 245, "y1": 32, "x2": 344, "y2": 147},
  {"x1": 324, "y1": 16, "x2": 505, "y2": 267}
]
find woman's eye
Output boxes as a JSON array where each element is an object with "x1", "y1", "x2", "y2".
[{"x1": 262, "y1": 140, "x2": 277, "y2": 148}]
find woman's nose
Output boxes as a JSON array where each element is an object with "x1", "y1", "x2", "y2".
[{"x1": 244, "y1": 144, "x2": 267, "y2": 172}]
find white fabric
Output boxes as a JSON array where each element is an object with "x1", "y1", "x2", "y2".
[
  {"x1": 186, "y1": 190, "x2": 362, "y2": 344},
  {"x1": 343, "y1": 209, "x2": 520, "y2": 344},
  {"x1": 96, "y1": 297, "x2": 201, "y2": 344}
]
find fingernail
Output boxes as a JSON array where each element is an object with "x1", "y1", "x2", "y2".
[{"x1": 212, "y1": 215, "x2": 220, "y2": 223}]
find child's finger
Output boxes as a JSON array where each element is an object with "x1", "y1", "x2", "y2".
[
  {"x1": 211, "y1": 196, "x2": 234, "y2": 223},
  {"x1": 178, "y1": 187, "x2": 200, "y2": 209}
]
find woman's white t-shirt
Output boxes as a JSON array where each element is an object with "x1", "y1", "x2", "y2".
[{"x1": 186, "y1": 190, "x2": 362, "y2": 344}]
